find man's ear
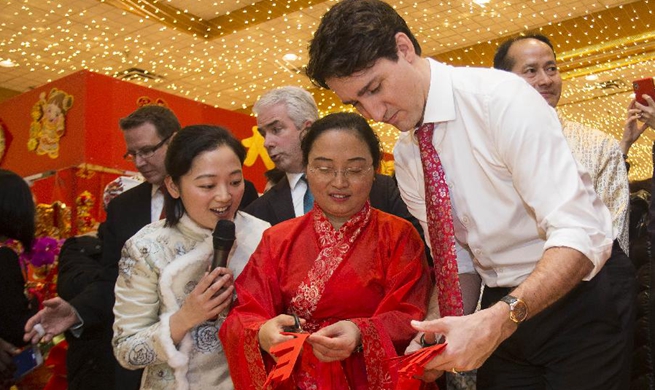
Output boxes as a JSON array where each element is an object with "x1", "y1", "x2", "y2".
[
  {"x1": 165, "y1": 176, "x2": 181, "y2": 199},
  {"x1": 395, "y1": 32, "x2": 418, "y2": 62},
  {"x1": 300, "y1": 120, "x2": 313, "y2": 137}
]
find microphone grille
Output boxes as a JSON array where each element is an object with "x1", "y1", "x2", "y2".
[{"x1": 213, "y1": 219, "x2": 235, "y2": 240}]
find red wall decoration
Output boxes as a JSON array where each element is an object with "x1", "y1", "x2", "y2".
[{"x1": 0, "y1": 70, "x2": 269, "y2": 235}]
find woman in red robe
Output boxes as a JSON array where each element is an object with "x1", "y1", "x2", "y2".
[{"x1": 220, "y1": 112, "x2": 431, "y2": 389}]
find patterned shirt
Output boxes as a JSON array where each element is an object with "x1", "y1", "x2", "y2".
[{"x1": 559, "y1": 113, "x2": 630, "y2": 255}]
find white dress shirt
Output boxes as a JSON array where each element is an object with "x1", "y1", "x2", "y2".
[
  {"x1": 394, "y1": 59, "x2": 613, "y2": 288},
  {"x1": 150, "y1": 184, "x2": 165, "y2": 223},
  {"x1": 287, "y1": 172, "x2": 309, "y2": 217}
]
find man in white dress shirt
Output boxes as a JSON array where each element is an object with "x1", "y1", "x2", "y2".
[
  {"x1": 306, "y1": 0, "x2": 626, "y2": 388},
  {"x1": 494, "y1": 33, "x2": 635, "y2": 385}
]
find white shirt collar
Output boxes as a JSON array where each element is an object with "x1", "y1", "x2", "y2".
[
  {"x1": 422, "y1": 59, "x2": 457, "y2": 125},
  {"x1": 287, "y1": 171, "x2": 305, "y2": 189}
]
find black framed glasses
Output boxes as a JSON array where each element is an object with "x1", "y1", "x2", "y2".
[{"x1": 123, "y1": 134, "x2": 172, "y2": 161}]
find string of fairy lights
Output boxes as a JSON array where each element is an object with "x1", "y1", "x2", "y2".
[{"x1": 0, "y1": 0, "x2": 654, "y2": 179}]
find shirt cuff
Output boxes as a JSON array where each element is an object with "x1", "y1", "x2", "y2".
[{"x1": 68, "y1": 308, "x2": 85, "y2": 338}]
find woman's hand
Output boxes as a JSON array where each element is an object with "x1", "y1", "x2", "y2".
[
  {"x1": 637, "y1": 94, "x2": 655, "y2": 129},
  {"x1": 258, "y1": 315, "x2": 305, "y2": 358},
  {"x1": 622, "y1": 98, "x2": 651, "y2": 154},
  {"x1": 307, "y1": 320, "x2": 361, "y2": 362},
  {"x1": 0, "y1": 338, "x2": 18, "y2": 388},
  {"x1": 170, "y1": 267, "x2": 234, "y2": 344}
]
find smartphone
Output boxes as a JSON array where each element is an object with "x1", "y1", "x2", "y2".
[
  {"x1": 12, "y1": 345, "x2": 43, "y2": 380},
  {"x1": 633, "y1": 77, "x2": 655, "y2": 105}
]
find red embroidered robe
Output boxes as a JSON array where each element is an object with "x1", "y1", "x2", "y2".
[{"x1": 220, "y1": 206, "x2": 430, "y2": 390}]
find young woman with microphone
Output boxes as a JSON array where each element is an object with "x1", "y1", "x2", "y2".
[{"x1": 112, "y1": 125, "x2": 270, "y2": 390}]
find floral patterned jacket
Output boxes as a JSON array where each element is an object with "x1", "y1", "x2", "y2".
[{"x1": 112, "y1": 212, "x2": 269, "y2": 390}]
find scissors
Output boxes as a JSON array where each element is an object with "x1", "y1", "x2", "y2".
[{"x1": 282, "y1": 314, "x2": 303, "y2": 333}]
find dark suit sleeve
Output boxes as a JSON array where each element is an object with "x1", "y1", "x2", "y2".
[
  {"x1": 57, "y1": 235, "x2": 104, "y2": 302},
  {"x1": 243, "y1": 195, "x2": 274, "y2": 224},
  {"x1": 243, "y1": 177, "x2": 295, "y2": 226},
  {"x1": 67, "y1": 205, "x2": 122, "y2": 330},
  {"x1": 370, "y1": 174, "x2": 433, "y2": 266},
  {"x1": 0, "y1": 248, "x2": 36, "y2": 347},
  {"x1": 68, "y1": 183, "x2": 151, "y2": 331},
  {"x1": 648, "y1": 142, "x2": 655, "y2": 240},
  {"x1": 239, "y1": 179, "x2": 260, "y2": 210},
  {"x1": 371, "y1": 174, "x2": 418, "y2": 227}
]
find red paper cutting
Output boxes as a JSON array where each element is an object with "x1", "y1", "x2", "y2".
[
  {"x1": 387, "y1": 343, "x2": 448, "y2": 379},
  {"x1": 262, "y1": 332, "x2": 310, "y2": 388}
]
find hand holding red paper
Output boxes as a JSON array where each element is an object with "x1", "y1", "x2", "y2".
[
  {"x1": 410, "y1": 304, "x2": 517, "y2": 373},
  {"x1": 391, "y1": 342, "x2": 447, "y2": 378},
  {"x1": 259, "y1": 314, "x2": 306, "y2": 358},
  {"x1": 306, "y1": 320, "x2": 361, "y2": 362},
  {"x1": 402, "y1": 332, "x2": 445, "y2": 382},
  {"x1": 262, "y1": 331, "x2": 310, "y2": 388}
]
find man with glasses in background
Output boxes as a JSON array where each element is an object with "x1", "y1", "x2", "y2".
[{"x1": 24, "y1": 105, "x2": 180, "y2": 390}]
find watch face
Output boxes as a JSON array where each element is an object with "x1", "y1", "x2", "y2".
[
  {"x1": 502, "y1": 295, "x2": 529, "y2": 324},
  {"x1": 509, "y1": 300, "x2": 528, "y2": 323}
]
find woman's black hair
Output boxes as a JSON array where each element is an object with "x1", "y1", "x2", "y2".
[
  {"x1": 301, "y1": 112, "x2": 381, "y2": 169},
  {"x1": 163, "y1": 125, "x2": 246, "y2": 226},
  {"x1": 0, "y1": 169, "x2": 35, "y2": 250}
]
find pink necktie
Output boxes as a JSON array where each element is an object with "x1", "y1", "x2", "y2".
[{"x1": 416, "y1": 123, "x2": 464, "y2": 317}]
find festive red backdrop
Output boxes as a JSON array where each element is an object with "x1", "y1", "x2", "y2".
[{"x1": 0, "y1": 70, "x2": 269, "y2": 234}]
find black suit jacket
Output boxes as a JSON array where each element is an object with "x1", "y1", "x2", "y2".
[
  {"x1": 70, "y1": 182, "x2": 151, "y2": 328},
  {"x1": 245, "y1": 173, "x2": 419, "y2": 229},
  {"x1": 57, "y1": 235, "x2": 113, "y2": 390},
  {"x1": 0, "y1": 247, "x2": 37, "y2": 347},
  {"x1": 239, "y1": 179, "x2": 259, "y2": 210},
  {"x1": 68, "y1": 182, "x2": 152, "y2": 390}
]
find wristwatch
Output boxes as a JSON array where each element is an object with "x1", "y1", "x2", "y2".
[{"x1": 500, "y1": 295, "x2": 528, "y2": 324}]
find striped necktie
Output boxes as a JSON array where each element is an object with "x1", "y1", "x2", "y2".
[{"x1": 301, "y1": 174, "x2": 314, "y2": 214}]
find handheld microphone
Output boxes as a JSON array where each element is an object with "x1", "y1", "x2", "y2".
[{"x1": 211, "y1": 219, "x2": 236, "y2": 270}]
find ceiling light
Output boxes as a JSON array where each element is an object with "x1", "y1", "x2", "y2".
[
  {"x1": 282, "y1": 53, "x2": 298, "y2": 62},
  {"x1": 473, "y1": 0, "x2": 491, "y2": 5},
  {"x1": 585, "y1": 74, "x2": 599, "y2": 81},
  {"x1": 0, "y1": 59, "x2": 17, "y2": 68}
]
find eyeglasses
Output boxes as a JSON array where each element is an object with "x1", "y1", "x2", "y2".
[
  {"x1": 308, "y1": 166, "x2": 373, "y2": 181},
  {"x1": 123, "y1": 134, "x2": 172, "y2": 161}
]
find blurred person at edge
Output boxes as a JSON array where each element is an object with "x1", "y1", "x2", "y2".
[{"x1": 0, "y1": 169, "x2": 38, "y2": 389}]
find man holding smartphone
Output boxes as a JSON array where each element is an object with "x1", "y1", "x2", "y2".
[
  {"x1": 494, "y1": 33, "x2": 636, "y2": 385},
  {"x1": 307, "y1": 1, "x2": 624, "y2": 388}
]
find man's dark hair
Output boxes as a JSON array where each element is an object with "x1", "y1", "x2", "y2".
[
  {"x1": 163, "y1": 125, "x2": 246, "y2": 226},
  {"x1": 301, "y1": 112, "x2": 382, "y2": 170},
  {"x1": 306, "y1": 0, "x2": 421, "y2": 89},
  {"x1": 493, "y1": 33, "x2": 556, "y2": 71},
  {"x1": 119, "y1": 105, "x2": 181, "y2": 140}
]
